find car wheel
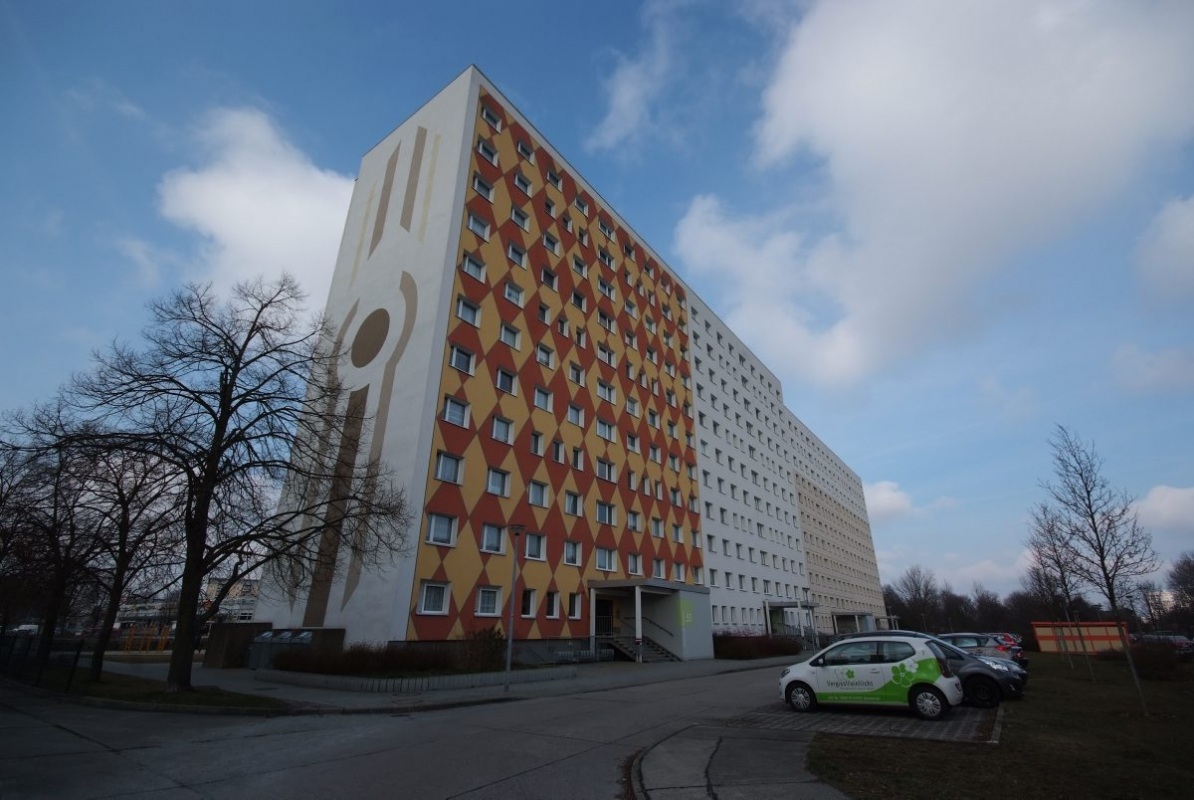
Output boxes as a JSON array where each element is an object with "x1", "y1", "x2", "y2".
[
  {"x1": 910, "y1": 686, "x2": 950, "y2": 721},
  {"x1": 966, "y1": 677, "x2": 1000, "y2": 708},
  {"x1": 785, "y1": 681, "x2": 816, "y2": 712}
]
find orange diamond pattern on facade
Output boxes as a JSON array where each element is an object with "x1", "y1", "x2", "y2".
[{"x1": 406, "y1": 91, "x2": 702, "y2": 643}]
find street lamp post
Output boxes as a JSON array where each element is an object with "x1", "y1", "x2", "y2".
[{"x1": 503, "y1": 524, "x2": 525, "y2": 693}]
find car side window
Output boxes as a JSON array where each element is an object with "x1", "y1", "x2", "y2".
[
  {"x1": 879, "y1": 642, "x2": 915, "y2": 663},
  {"x1": 823, "y1": 641, "x2": 877, "y2": 665}
]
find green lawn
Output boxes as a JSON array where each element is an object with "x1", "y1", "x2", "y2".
[{"x1": 807, "y1": 652, "x2": 1194, "y2": 799}]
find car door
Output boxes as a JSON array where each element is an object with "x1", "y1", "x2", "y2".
[{"x1": 812, "y1": 640, "x2": 890, "y2": 703}]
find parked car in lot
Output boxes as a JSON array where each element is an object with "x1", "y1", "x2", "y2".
[
  {"x1": 779, "y1": 635, "x2": 964, "y2": 720},
  {"x1": 937, "y1": 632, "x2": 1029, "y2": 670},
  {"x1": 830, "y1": 629, "x2": 1026, "y2": 706},
  {"x1": 1135, "y1": 634, "x2": 1194, "y2": 661}
]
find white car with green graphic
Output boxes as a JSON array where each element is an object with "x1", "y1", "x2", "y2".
[{"x1": 779, "y1": 635, "x2": 964, "y2": 721}]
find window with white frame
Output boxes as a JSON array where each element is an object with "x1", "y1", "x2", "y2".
[
  {"x1": 504, "y1": 282, "x2": 524, "y2": 306},
  {"x1": 673, "y1": 563, "x2": 686, "y2": 582},
  {"x1": 598, "y1": 248, "x2": 614, "y2": 268},
  {"x1": 596, "y1": 418, "x2": 615, "y2": 441},
  {"x1": 491, "y1": 417, "x2": 513, "y2": 444},
  {"x1": 568, "y1": 592, "x2": 582, "y2": 619},
  {"x1": 552, "y1": 440, "x2": 564, "y2": 462},
  {"x1": 568, "y1": 362, "x2": 585, "y2": 385},
  {"x1": 628, "y1": 510, "x2": 642, "y2": 531},
  {"x1": 495, "y1": 369, "x2": 517, "y2": 394},
  {"x1": 480, "y1": 523, "x2": 504, "y2": 553},
  {"x1": 564, "y1": 491, "x2": 582, "y2": 516},
  {"x1": 544, "y1": 591, "x2": 559, "y2": 618},
  {"x1": 516, "y1": 139, "x2": 534, "y2": 160},
  {"x1": 443, "y1": 397, "x2": 469, "y2": 427},
  {"x1": 567, "y1": 404, "x2": 584, "y2": 425},
  {"x1": 461, "y1": 253, "x2": 485, "y2": 281},
  {"x1": 475, "y1": 586, "x2": 500, "y2": 616},
  {"x1": 599, "y1": 219, "x2": 614, "y2": 238},
  {"x1": 564, "y1": 540, "x2": 581, "y2": 566},
  {"x1": 596, "y1": 458, "x2": 616, "y2": 482},
  {"x1": 476, "y1": 138, "x2": 498, "y2": 164},
  {"x1": 651, "y1": 517, "x2": 663, "y2": 537},
  {"x1": 456, "y1": 297, "x2": 480, "y2": 326},
  {"x1": 541, "y1": 267, "x2": 557, "y2": 290},
  {"x1": 486, "y1": 468, "x2": 509, "y2": 497},
  {"x1": 596, "y1": 546, "x2": 615, "y2": 571},
  {"x1": 507, "y1": 242, "x2": 527, "y2": 267},
  {"x1": 513, "y1": 172, "x2": 532, "y2": 194},
  {"x1": 628, "y1": 552, "x2": 642, "y2": 575},
  {"x1": 571, "y1": 291, "x2": 586, "y2": 311},
  {"x1": 598, "y1": 277, "x2": 615, "y2": 300},
  {"x1": 535, "y1": 343, "x2": 553, "y2": 367},
  {"x1": 426, "y1": 513, "x2": 456, "y2": 546},
  {"x1": 435, "y1": 453, "x2": 462, "y2": 484},
  {"x1": 467, "y1": 214, "x2": 490, "y2": 239},
  {"x1": 543, "y1": 233, "x2": 559, "y2": 254},
  {"x1": 480, "y1": 104, "x2": 501, "y2": 129},
  {"x1": 525, "y1": 532, "x2": 545, "y2": 561},
  {"x1": 511, "y1": 207, "x2": 530, "y2": 231},
  {"x1": 575, "y1": 196, "x2": 589, "y2": 215},
  {"x1": 672, "y1": 523, "x2": 684, "y2": 542},
  {"x1": 528, "y1": 481, "x2": 549, "y2": 507},
  {"x1": 472, "y1": 174, "x2": 493, "y2": 201},
  {"x1": 500, "y1": 324, "x2": 521, "y2": 348},
  {"x1": 448, "y1": 345, "x2": 474, "y2": 373},
  {"x1": 626, "y1": 433, "x2": 640, "y2": 452},
  {"x1": 520, "y1": 588, "x2": 537, "y2": 617},
  {"x1": 626, "y1": 396, "x2": 640, "y2": 416},
  {"x1": 547, "y1": 169, "x2": 562, "y2": 189},
  {"x1": 571, "y1": 447, "x2": 584, "y2": 470},
  {"x1": 597, "y1": 344, "x2": 615, "y2": 366},
  {"x1": 530, "y1": 431, "x2": 544, "y2": 456},
  {"x1": 652, "y1": 559, "x2": 665, "y2": 579},
  {"x1": 598, "y1": 310, "x2": 615, "y2": 332},
  {"x1": 597, "y1": 501, "x2": 617, "y2": 525},
  {"x1": 419, "y1": 582, "x2": 449, "y2": 614}
]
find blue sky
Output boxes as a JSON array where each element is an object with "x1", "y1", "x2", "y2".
[{"x1": 3, "y1": 0, "x2": 1192, "y2": 600}]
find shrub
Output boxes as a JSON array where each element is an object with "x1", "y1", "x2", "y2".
[{"x1": 1130, "y1": 642, "x2": 1187, "y2": 681}]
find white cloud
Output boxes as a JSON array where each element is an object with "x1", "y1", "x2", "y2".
[
  {"x1": 864, "y1": 481, "x2": 915, "y2": 523},
  {"x1": 1135, "y1": 485, "x2": 1194, "y2": 533},
  {"x1": 1111, "y1": 344, "x2": 1194, "y2": 392},
  {"x1": 1135, "y1": 194, "x2": 1194, "y2": 301},
  {"x1": 676, "y1": 0, "x2": 1194, "y2": 388},
  {"x1": 585, "y1": 0, "x2": 679, "y2": 153},
  {"x1": 158, "y1": 107, "x2": 353, "y2": 309}
]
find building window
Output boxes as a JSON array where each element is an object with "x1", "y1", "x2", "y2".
[
  {"x1": 567, "y1": 404, "x2": 584, "y2": 425},
  {"x1": 520, "y1": 588, "x2": 537, "y2": 617},
  {"x1": 419, "y1": 582, "x2": 449, "y2": 615},
  {"x1": 496, "y1": 369, "x2": 518, "y2": 395},
  {"x1": 565, "y1": 491, "x2": 582, "y2": 516},
  {"x1": 480, "y1": 104, "x2": 501, "y2": 130},
  {"x1": 541, "y1": 267, "x2": 558, "y2": 290},
  {"x1": 504, "y1": 282, "x2": 524, "y2": 306},
  {"x1": 500, "y1": 324, "x2": 521, "y2": 348},
  {"x1": 628, "y1": 553, "x2": 642, "y2": 575},
  {"x1": 487, "y1": 468, "x2": 509, "y2": 497},
  {"x1": 571, "y1": 291, "x2": 586, "y2": 311},
  {"x1": 472, "y1": 174, "x2": 494, "y2": 201},
  {"x1": 481, "y1": 523, "x2": 504, "y2": 553},
  {"x1": 528, "y1": 481, "x2": 549, "y2": 507},
  {"x1": 596, "y1": 547, "x2": 615, "y2": 572},
  {"x1": 543, "y1": 233, "x2": 559, "y2": 254},
  {"x1": 673, "y1": 563, "x2": 686, "y2": 582},
  {"x1": 461, "y1": 253, "x2": 485, "y2": 280},
  {"x1": 514, "y1": 172, "x2": 532, "y2": 194},
  {"x1": 596, "y1": 419, "x2": 615, "y2": 441},
  {"x1": 467, "y1": 214, "x2": 490, "y2": 239},
  {"x1": 652, "y1": 559, "x2": 665, "y2": 579},
  {"x1": 597, "y1": 382, "x2": 616, "y2": 404},
  {"x1": 507, "y1": 242, "x2": 527, "y2": 267},
  {"x1": 651, "y1": 517, "x2": 663, "y2": 538},
  {"x1": 564, "y1": 540, "x2": 582, "y2": 566},
  {"x1": 535, "y1": 344, "x2": 554, "y2": 367},
  {"x1": 627, "y1": 510, "x2": 641, "y2": 532},
  {"x1": 626, "y1": 396, "x2": 640, "y2": 416},
  {"x1": 545, "y1": 591, "x2": 559, "y2": 618},
  {"x1": 626, "y1": 433, "x2": 640, "y2": 453},
  {"x1": 426, "y1": 513, "x2": 456, "y2": 546},
  {"x1": 477, "y1": 138, "x2": 498, "y2": 164},
  {"x1": 516, "y1": 140, "x2": 534, "y2": 161},
  {"x1": 597, "y1": 344, "x2": 616, "y2": 366},
  {"x1": 525, "y1": 532, "x2": 545, "y2": 561},
  {"x1": 435, "y1": 453, "x2": 462, "y2": 484},
  {"x1": 575, "y1": 196, "x2": 589, "y2": 215},
  {"x1": 475, "y1": 586, "x2": 501, "y2": 616},
  {"x1": 491, "y1": 417, "x2": 513, "y2": 444},
  {"x1": 597, "y1": 502, "x2": 617, "y2": 525},
  {"x1": 571, "y1": 447, "x2": 585, "y2": 470},
  {"x1": 568, "y1": 362, "x2": 585, "y2": 386},
  {"x1": 568, "y1": 592, "x2": 582, "y2": 619},
  {"x1": 448, "y1": 345, "x2": 474, "y2": 373},
  {"x1": 443, "y1": 397, "x2": 469, "y2": 427},
  {"x1": 456, "y1": 297, "x2": 480, "y2": 326},
  {"x1": 530, "y1": 431, "x2": 544, "y2": 456},
  {"x1": 547, "y1": 169, "x2": 562, "y2": 189},
  {"x1": 596, "y1": 458, "x2": 616, "y2": 482}
]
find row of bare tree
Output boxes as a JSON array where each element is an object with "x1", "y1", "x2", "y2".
[
  {"x1": 884, "y1": 426, "x2": 1192, "y2": 639},
  {"x1": 1, "y1": 276, "x2": 412, "y2": 691}
]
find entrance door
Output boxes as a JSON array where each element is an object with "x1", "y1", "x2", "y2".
[{"x1": 595, "y1": 599, "x2": 613, "y2": 636}]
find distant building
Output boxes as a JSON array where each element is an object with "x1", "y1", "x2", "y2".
[
  {"x1": 255, "y1": 66, "x2": 883, "y2": 657},
  {"x1": 205, "y1": 578, "x2": 260, "y2": 622}
]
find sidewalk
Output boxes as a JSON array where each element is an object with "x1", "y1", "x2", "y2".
[{"x1": 94, "y1": 655, "x2": 844, "y2": 799}]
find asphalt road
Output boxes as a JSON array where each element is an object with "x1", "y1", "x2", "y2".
[{"x1": 1, "y1": 664, "x2": 788, "y2": 799}]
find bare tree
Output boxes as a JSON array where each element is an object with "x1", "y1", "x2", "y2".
[
  {"x1": 894, "y1": 565, "x2": 941, "y2": 631},
  {"x1": 70, "y1": 275, "x2": 412, "y2": 691},
  {"x1": 1041, "y1": 426, "x2": 1158, "y2": 615},
  {"x1": 1168, "y1": 551, "x2": 1194, "y2": 614}
]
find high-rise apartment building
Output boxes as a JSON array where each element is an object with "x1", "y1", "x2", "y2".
[{"x1": 256, "y1": 67, "x2": 883, "y2": 657}]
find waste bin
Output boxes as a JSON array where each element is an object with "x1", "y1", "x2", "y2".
[{"x1": 247, "y1": 629, "x2": 315, "y2": 669}]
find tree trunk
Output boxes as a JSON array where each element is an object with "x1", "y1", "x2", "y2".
[
  {"x1": 166, "y1": 523, "x2": 207, "y2": 691},
  {"x1": 89, "y1": 563, "x2": 127, "y2": 681}
]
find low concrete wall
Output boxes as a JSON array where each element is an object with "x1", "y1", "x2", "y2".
[{"x1": 256, "y1": 664, "x2": 578, "y2": 693}]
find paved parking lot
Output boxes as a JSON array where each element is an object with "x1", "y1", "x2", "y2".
[{"x1": 724, "y1": 702, "x2": 1001, "y2": 743}]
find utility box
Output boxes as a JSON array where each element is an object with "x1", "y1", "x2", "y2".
[{"x1": 204, "y1": 622, "x2": 271, "y2": 668}]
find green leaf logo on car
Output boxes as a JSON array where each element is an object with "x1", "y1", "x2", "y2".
[{"x1": 845, "y1": 668, "x2": 855, "y2": 679}]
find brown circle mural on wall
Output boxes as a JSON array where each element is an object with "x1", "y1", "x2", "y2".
[{"x1": 351, "y1": 308, "x2": 390, "y2": 368}]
